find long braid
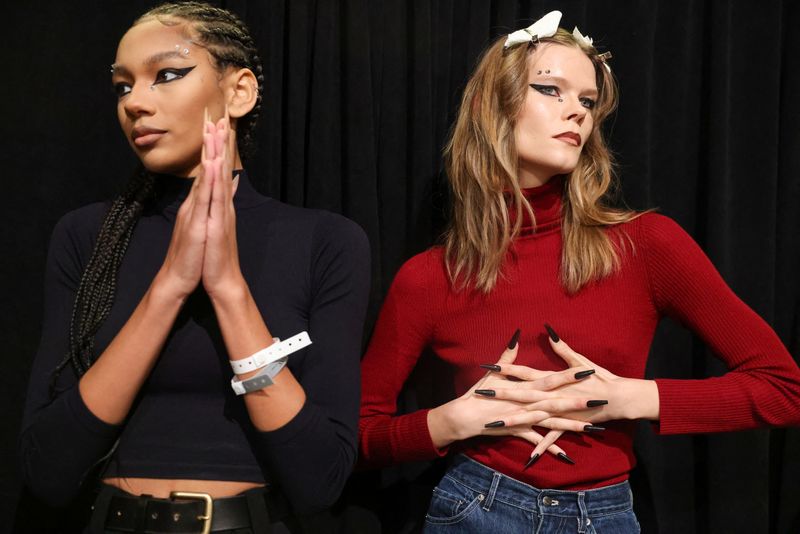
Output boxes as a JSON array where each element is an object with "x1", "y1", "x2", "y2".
[
  {"x1": 138, "y1": 2, "x2": 264, "y2": 157},
  {"x1": 50, "y1": 169, "x2": 154, "y2": 396}
]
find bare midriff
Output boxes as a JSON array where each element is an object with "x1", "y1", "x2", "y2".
[{"x1": 103, "y1": 477, "x2": 265, "y2": 498}]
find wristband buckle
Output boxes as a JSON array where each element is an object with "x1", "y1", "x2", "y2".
[{"x1": 170, "y1": 491, "x2": 213, "y2": 534}]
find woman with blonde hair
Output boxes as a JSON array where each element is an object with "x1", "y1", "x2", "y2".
[{"x1": 358, "y1": 11, "x2": 800, "y2": 532}]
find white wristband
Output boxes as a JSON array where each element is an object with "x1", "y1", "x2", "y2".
[
  {"x1": 230, "y1": 356, "x2": 289, "y2": 396},
  {"x1": 229, "y1": 331, "x2": 312, "y2": 374}
]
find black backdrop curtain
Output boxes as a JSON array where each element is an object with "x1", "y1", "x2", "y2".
[{"x1": 2, "y1": 0, "x2": 799, "y2": 532}]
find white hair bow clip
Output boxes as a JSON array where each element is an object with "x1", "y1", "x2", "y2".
[
  {"x1": 573, "y1": 26, "x2": 613, "y2": 73},
  {"x1": 572, "y1": 27, "x2": 593, "y2": 46},
  {"x1": 504, "y1": 10, "x2": 562, "y2": 49}
]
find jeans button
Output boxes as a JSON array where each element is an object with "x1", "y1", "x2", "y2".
[{"x1": 543, "y1": 496, "x2": 552, "y2": 505}]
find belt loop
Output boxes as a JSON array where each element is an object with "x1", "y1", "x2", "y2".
[
  {"x1": 482, "y1": 472, "x2": 502, "y2": 511},
  {"x1": 134, "y1": 493, "x2": 151, "y2": 534},
  {"x1": 246, "y1": 490, "x2": 272, "y2": 533},
  {"x1": 89, "y1": 485, "x2": 115, "y2": 534},
  {"x1": 577, "y1": 491, "x2": 588, "y2": 534}
]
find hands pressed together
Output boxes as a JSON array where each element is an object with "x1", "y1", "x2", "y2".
[
  {"x1": 158, "y1": 107, "x2": 244, "y2": 302},
  {"x1": 430, "y1": 324, "x2": 651, "y2": 469}
]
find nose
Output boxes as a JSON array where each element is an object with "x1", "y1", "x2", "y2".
[
  {"x1": 122, "y1": 83, "x2": 156, "y2": 118},
  {"x1": 563, "y1": 98, "x2": 587, "y2": 125}
]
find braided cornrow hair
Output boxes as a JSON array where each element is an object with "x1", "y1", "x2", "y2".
[
  {"x1": 136, "y1": 1, "x2": 264, "y2": 158},
  {"x1": 50, "y1": 2, "x2": 263, "y2": 395},
  {"x1": 50, "y1": 168, "x2": 154, "y2": 396}
]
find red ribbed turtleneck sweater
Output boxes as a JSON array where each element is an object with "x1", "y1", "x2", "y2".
[{"x1": 358, "y1": 177, "x2": 800, "y2": 490}]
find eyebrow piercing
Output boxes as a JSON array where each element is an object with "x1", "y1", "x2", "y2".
[{"x1": 558, "y1": 98, "x2": 563, "y2": 102}]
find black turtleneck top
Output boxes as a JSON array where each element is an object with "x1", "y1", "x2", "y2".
[{"x1": 19, "y1": 172, "x2": 370, "y2": 514}]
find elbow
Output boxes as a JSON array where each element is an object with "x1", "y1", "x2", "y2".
[
  {"x1": 284, "y1": 443, "x2": 356, "y2": 515},
  {"x1": 19, "y1": 460, "x2": 79, "y2": 509},
  {"x1": 19, "y1": 435, "x2": 81, "y2": 509}
]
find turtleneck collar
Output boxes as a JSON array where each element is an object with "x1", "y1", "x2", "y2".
[
  {"x1": 510, "y1": 175, "x2": 564, "y2": 236},
  {"x1": 149, "y1": 169, "x2": 265, "y2": 216}
]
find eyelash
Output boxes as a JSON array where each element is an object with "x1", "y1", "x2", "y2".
[
  {"x1": 529, "y1": 83, "x2": 596, "y2": 110},
  {"x1": 113, "y1": 66, "x2": 196, "y2": 98}
]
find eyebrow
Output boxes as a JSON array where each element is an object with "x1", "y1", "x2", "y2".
[
  {"x1": 111, "y1": 50, "x2": 190, "y2": 77},
  {"x1": 532, "y1": 74, "x2": 598, "y2": 97}
]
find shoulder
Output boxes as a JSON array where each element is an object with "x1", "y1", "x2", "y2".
[
  {"x1": 49, "y1": 202, "x2": 110, "y2": 258},
  {"x1": 44, "y1": 202, "x2": 111, "y2": 285},
  {"x1": 310, "y1": 209, "x2": 369, "y2": 251},
  {"x1": 52, "y1": 202, "x2": 109, "y2": 238},
  {"x1": 390, "y1": 247, "x2": 448, "y2": 294},
  {"x1": 618, "y1": 211, "x2": 697, "y2": 252},
  {"x1": 254, "y1": 199, "x2": 367, "y2": 248}
]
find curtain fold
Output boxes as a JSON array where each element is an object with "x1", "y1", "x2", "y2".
[{"x1": 4, "y1": 1, "x2": 798, "y2": 532}]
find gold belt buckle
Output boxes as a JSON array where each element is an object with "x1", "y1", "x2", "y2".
[{"x1": 170, "y1": 491, "x2": 213, "y2": 534}]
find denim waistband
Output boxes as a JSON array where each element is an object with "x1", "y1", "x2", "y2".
[{"x1": 445, "y1": 455, "x2": 633, "y2": 518}]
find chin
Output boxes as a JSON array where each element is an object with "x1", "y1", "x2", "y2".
[{"x1": 138, "y1": 151, "x2": 196, "y2": 177}]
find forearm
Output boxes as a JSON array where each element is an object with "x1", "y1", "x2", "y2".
[
  {"x1": 78, "y1": 271, "x2": 184, "y2": 425},
  {"x1": 210, "y1": 278, "x2": 306, "y2": 431}
]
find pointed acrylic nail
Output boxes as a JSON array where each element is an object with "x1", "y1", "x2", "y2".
[
  {"x1": 475, "y1": 389, "x2": 496, "y2": 397},
  {"x1": 480, "y1": 364, "x2": 502, "y2": 372},
  {"x1": 557, "y1": 452, "x2": 575, "y2": 465},
  {"x1": 544, "y1": 323, "x2": 560, "y2": 343},
  {"x1": 586, "y1": 400, "x2": 608, "y2": 408},
  {"x1": 574, "y1": 369, "x2": 596, "y2": 380},
  {"x1": 484, "y1": 421, "x2": 505, "y2": 428},
  {"x1": 507, "y1": 328, "x2": 521, "y2": 350},
  {"x1": 523, "y1": 453, "x2": 540, "y2": 469},
  {"x1": 583, "y1": 425, "x2": 605, "y2": 432}
]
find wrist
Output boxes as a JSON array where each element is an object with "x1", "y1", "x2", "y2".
[
  {"x1": 151, "y1": 269, "x2": 192, "y2": 305},
  {"x1": 207, "y1": 275, "x2": 250, "y2": 307},
  {"x1": 428, "y1": 400, "x2": 463, "y2": 448},
  {"x1": 615, "y1": 378, "x2": 660, "y2": 420}
]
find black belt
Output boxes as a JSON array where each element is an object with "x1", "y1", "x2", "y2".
[{"x1": 90, "y1": 484, "x2": 291, "y2": 533}]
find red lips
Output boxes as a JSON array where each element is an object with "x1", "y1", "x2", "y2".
[{"x1": 554, "y1": 131, "x2": 581, "y2": 146}]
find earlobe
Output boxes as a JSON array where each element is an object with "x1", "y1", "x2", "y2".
[{"x1": 226, "y1": 68, "x2": 258, "y2": 119}]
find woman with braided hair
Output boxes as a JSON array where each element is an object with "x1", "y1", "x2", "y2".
[{"x1": 19, "y1": 3, "x2": 369, "y2": 532}]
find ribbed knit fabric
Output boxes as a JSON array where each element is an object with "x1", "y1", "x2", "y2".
[{"x1": 358, "y1": 177, "x2": 800, "y2": 490}]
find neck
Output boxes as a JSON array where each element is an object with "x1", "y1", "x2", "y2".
[{"x1": 517, "y1": 166, "x2": 557, "y2": 188}]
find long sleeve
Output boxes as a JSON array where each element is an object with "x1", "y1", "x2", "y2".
[
  {"x1": 18, "y1": 206, "x2": 122, "y2": 507},
  {"x1": 252, "y1": 214, "x2": 370, "y2": 513},
  {"x1": 358, "y1": 252, "x2": 445, "y2": 469},
  {"x1": 641, "y1": 213, "x2": 800, "y2": 434}
]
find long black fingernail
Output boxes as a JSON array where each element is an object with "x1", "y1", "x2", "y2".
[
  {"x1": 544, "y1": 323, "x2": 560, "y2": 342},
  {"x1": 523, "y1": 454, "x2": 540, "y2": 469},
  {"x1": 586, "y1": 399, "x2": 608, "y2": 407},
  {"x1": 480, "y1": 364, "x2": 502, "y2": 372},
  {"x1": 507, "y1": 328, "x2": 521, "y2": 350},
  {"x1": 557, "y1": 452, "x2": 575, "y2": 464},
  {"x1": 484, "y1": 420, "x2": 505, "y2": 428},
  {"x1": 574, "y1": 369, "x2": 595, "y2": 380},
  {"x1": 584, "y1": 425, "x2": 605, "y2": 432},
  {"x1": 475, "y1": 389, "x2": 496, "y2": 397}
]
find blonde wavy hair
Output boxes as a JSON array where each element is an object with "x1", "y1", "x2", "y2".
[{"x1": 443, "y1": 27, "x2": 642, "y2": 294}]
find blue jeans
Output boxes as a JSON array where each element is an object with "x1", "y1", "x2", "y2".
[{"x1": 424, "y1": 455, "x2": 640, "y2": 533}]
